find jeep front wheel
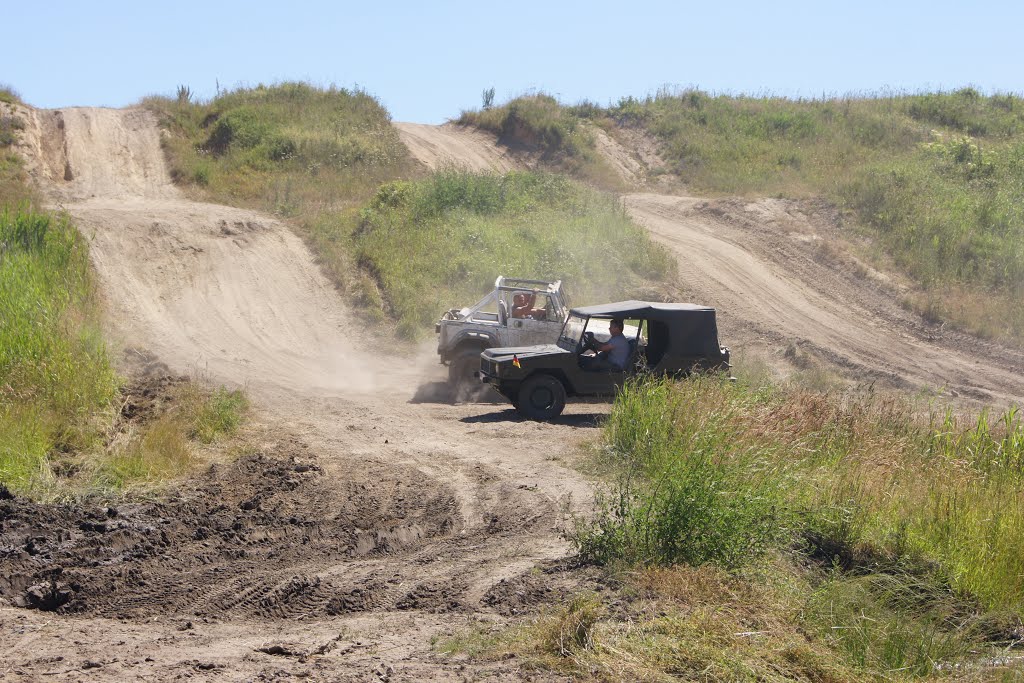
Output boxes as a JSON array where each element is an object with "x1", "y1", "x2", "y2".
[
  {"x1": 516, "y1": 374, "x2": 566, "y2": 421},
  {"x1": 449, "y1": 347, "x2": 490, "y2": 402}
]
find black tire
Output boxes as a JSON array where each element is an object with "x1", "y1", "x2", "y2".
[
  {"x1": 449, "y1": 347, "x2": 490, "y2": 402},
  {"x1": 448, "y1": 347, "x2": 483, "y2": 387},
  {"x1": 516, "y1": 374, "x2": 566, "y2": 421}
]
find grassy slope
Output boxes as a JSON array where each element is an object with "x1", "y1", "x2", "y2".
[
  {"x1": 149, "y1": 84, "x2": 675, "y2": 337},
  {"x1": 449, "y1": 378, "x2": 1024, "y2": 680},
  {"x1": 143, "y1": 82, "x2": 415, "y2": 218},
  {"x1": 610, "y1": 89, "x2": 1024, "y2": 342},
  {"x1": 0, "y1": 101, "x2": 246, "y2": 500}
]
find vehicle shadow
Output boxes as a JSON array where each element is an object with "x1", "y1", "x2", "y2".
[
  {"x1": 459, "y1": 409, "x2": 605, "y2": 428},
  {"x1": 409, "y1": 381, "x2": 505, "y2": 405}
]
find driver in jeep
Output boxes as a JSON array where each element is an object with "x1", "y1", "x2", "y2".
[{"x1": 580, "y1": 318, "x2": 629, "y2": 371}]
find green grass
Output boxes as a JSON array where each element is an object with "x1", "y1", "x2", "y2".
[
  {"x1": 95, "y1": 383, "x2": 248, "y2": 490},
  {"x1": 0, "y1": 208, "x2": 119, "y2": 494},
  {"x1": 447, "y1": 379, "x2": 1024, "y2": 680},
  {"x1": 0, "y1": 101, "x2": 34, "y2": 207},
  {"x1": 558, "y1": 376, "x2": 1024, "y2": 678},
  {"x1": 605, "y1": 88, "x2": 1024, "y2": 341},
  {"x1": 142, "y1": 81, "x2": 415, "y2": 217},
  {"x1": 309, "y1": 169, "x2": 676, "y2": 338},
  {"x1": 458, "y1": 93, "x2": 624, "y2": 189},
  {"x1": 0, "y1": 208, "x2": 247, "y2": 499},
  {"x1": 185, "y1": 384, "x2": 248, "y2": 444},
  {"x1": 0, "y1": 84, "x2": 21, "y2": 105},
  {"x1": 574, "y1": 379, "x2": 788, "y2": 569}
]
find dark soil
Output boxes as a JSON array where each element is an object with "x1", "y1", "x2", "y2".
[{"x1": 0, "y1": 442, "x2": 458, "y2": 620}]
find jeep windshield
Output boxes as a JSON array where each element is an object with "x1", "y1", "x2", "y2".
[{"x1": 557, "y1": 313, "x2": 588, "y2": 351}]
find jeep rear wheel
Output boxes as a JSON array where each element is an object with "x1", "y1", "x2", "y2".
[{"x1": 516, "y1": 374, "x2": 566, "y2": 421}]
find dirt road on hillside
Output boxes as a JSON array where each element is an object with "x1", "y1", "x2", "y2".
[
  {"x1": 2, "y1": 108, "x2": 596, "y2": 682},
  {"x1": 395, "y1": 122, "x2": 521, "y2": 173},
  {"x1": 396, "y1": 122, "x2": 1024, "y2": 407}
]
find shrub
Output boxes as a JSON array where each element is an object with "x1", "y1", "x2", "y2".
[
  {"x1": 186, "y1": 385, "x2": 247, "y2": 444},
  {"x1": 457, "y1": 94, "x2": 623, "y2": 188},
  {"x1": 574, "y1": 378, "x2": 788, "y2": 568},
  {"x1": 1, "y1": 114, "x2": 25, "y2": 147},
  {"x1": 0, "y1": 84, "x2": 21, "y2": 105}
]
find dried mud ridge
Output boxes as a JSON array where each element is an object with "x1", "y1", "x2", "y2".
[{"x1": 0, "y1": 447, "x2": 463, "y2": 619}]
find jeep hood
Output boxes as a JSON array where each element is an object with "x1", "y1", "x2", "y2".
[{"x1": 482, "y1": 344, "x2": 566, "y2": 362}]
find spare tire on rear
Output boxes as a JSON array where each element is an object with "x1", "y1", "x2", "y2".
[{"x1": 516, "y1": 374, "x2": 566, "y2": 421}]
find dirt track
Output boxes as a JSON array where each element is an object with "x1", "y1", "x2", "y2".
[{"x1": 2, "y1": 108, "x2": 596, "y2": 682}]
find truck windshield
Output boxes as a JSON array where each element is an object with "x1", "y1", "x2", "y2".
[{"x1": 557, "y1": 314, "x2": 588, "y2": 351}]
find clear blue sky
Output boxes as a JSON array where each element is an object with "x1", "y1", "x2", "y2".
[{"x1": 5, "y1": 1, "x2": 1023, "y2": 123}]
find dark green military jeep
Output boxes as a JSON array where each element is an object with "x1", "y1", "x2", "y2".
[{"x1": 478, "y1": 301, "x2": 731, "y2": 420}]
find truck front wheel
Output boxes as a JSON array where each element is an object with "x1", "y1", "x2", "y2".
[{"x1": 516, "y1": 374, "x2": 566, "y2": 421}]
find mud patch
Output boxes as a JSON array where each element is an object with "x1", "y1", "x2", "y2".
[
  {"x1": 0, "y1": 444, "x2": 458, "y2": 620},
  {"x1": 116, "y1": 364, "x2": 188, "y2": 425},
  {"x1": 395, "y1": 577, "x2": 468, "y2": 613},
  {"x1": 481, "y1": 562, "x2": 605, "y2": 617}
]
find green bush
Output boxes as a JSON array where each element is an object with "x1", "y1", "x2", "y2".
[
  {"x1": 574, "y1": 378, "x2": 788, "y2": 568},
  {"x1": 582, "y1": 374, "x2": 1024, "y2": 611},
  {"x1": 459, "y1": 93, "x2": 590, "y2": 158},
  {"x1": 458, "y1": 94, "x2": 623, "y2": 188},
  {"x1": 568, "y1": 376, "x2": 1024, "y2": 677},
  {"x1": 206, "y1": 107, "x2": 273, "y2": 152},
  {"x1": 187, "y1": 385, "x2": 247, "y2": 444},
  {"x1": 1, "y1": 114, "x2": 25, "y2": 147},
  {"x1": 0, "y1": 84, "x2": 21, "y2": 105}
]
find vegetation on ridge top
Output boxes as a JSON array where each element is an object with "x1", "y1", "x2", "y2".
[
  {"x1": 458, "y1": 92, "x2": 625, "y2": 190},
  {"x1": 148, "y1": 84, "x2": 675, "y2": 335},
  {"x1": 143, "y1": 81, "x2": 415, "y2": 217}
]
